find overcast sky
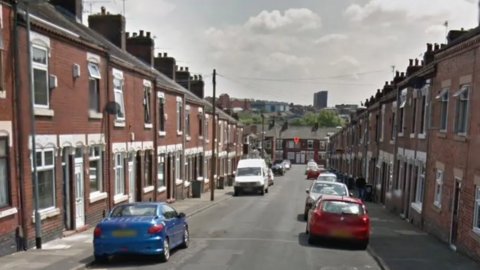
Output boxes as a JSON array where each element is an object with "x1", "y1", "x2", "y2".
[{"x1": 84, "y1": 0, "x2": 478, "y2": 106}]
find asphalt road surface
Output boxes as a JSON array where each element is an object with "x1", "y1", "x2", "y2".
[{"x1": 90, "y1": 165, "x2": 381, "y2": 270}]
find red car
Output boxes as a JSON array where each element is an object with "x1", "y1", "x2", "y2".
[
  {"x1": 306, "y1": 195, "x2": 369, "y2": 249},
  {"x1": 306, "y1": 164, "x2": 321, "y2": 179}
]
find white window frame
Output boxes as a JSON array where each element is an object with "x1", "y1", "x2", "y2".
[
  {"x1": 287, "y1": 140, "x2": 294, "y2": 149},
  {"x1": 157, "y1": 155, "x2": 165, "y2": 188},
  {"x1": 411, "y1": 96, "x2": 417, "y2": 136},
  {"x1": 435, "y1": 88, "x2": 449, "y2": 132},
  {"x1": 176, "y1": 100, "x2": 182, "y2": 134},
  {"x1": 89, "y1": 145, "x2": 103, "y2": 194},
  {"x1": 275, "y1": 150, "x2": 283, "y2": 160},
  {"x1": 175, "y1": 153, "x2": 181, "y2": 181},
  {"x1": 276, "y1": 139, "x2": 283, "y2": 150},
  {"x1": 265, "y1": 140, "x2": 271, "y2": 149},
  {"x1": 473, "y1": 186, "x2": 480, "y2": 234},
  {"x1": 34, "y1": 148, "x2": 56, "y2": 212},
  {"x1": 0, "y1": 137, "x2": 9, "y2": 208},
  {"x1": 413, "y1": 164, "x2": 425, "y2": 209},
  {"x1": 380, "y1": 105, "x2": 385, "y2": 141},
  {"x1": 113, "y1": 73, "x2": 125, "y2": 121},
  {"x1": 113, "y1": 153, "x2": 124, "y2": 196},
  {"x1": 32, "y1": 45, "x2": 49, "y2": 108},
  {"x1": 87, "y1": 62, "x2": 101, "y2": 114},
  {"x1": 419, "y1": 92, "x2": 427, "y2": 138},
  {"x1": 158, "y1": 94, "x2": 165, "y2": 134},
  {"x1": 307, "y1": 140, "x2": 313, "y2": 149},
  {"x1": 453, "y1": 85, "x2": 469, "y2": 135},
  {"x1": 433, "y1": 170, "x2": 443, "y2": 207},
  {"x1": 219, "y1": 122, "x2": 224, "y2": 144}
]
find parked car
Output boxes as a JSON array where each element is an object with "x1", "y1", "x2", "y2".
[
  {"x1": 282, "y1": 160, "x2": 291, "y2": 170},
  {"x1": 271, "y1": 160, "x2": 285, "y2": 175},
  {"x1": 233, "y1": 158, "x2": 269, "y2": 196},
  {"x1": 305, "y1": 161, "x2": 317, "y2": 175},
  {"x1": 305, "y1": 195, "x2": 369, "y2": 249},
  {"x1": 317, "y1": 173, "x2": 337, "y2": 182},
  {"x1": 306, "y1": 164, "x2": 321, "y2": 179},
  {"x1": 303, "y1": 180, "x2": 351, "y2": 220},
  {"x1": 268, "y1": 168, "x2": 275, "y2": 185},
  {"x1": 93, "y1": 202, "x2": 188, "y2": 263}
]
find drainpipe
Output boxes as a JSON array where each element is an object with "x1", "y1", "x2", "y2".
[
  {"x1": 181, "y1": 92, "x2": 186, "y2": 199},
  {"x1": 420, "y1": 79, "x2": 433, "y2": 228},
  {"x1": 12, "y1": 1, "x2": 28, "y2": 251},
  {"x1": 202, "y1": 105, "x2": 206, "y2": 181},
  {"x1": 105, "y1": 54, "x2": 112, "y2": 211}
]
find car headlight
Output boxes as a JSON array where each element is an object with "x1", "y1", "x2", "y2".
[
  {"x1": 256, "y1": 181, "x2": 263, "y2": 186},
  {"x1": 234, "y1": 181, "x2": 240, "y2": 186}
]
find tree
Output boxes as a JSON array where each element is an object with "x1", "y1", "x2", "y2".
[
  {"x1": 289, "y1": 110, "x2": 343, "y2": 127},
  {"x1": 238, "y1": 111, "x2": 262, "y2": 124}
]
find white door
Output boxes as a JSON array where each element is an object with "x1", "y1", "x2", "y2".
[
  {"x1": 300, "y1": 152, "x2": 306, "y2": 163},
  {"x1": 74, "y1": 163, "x2": 85, "y2": 228},
  {"x1": 295, "y1": 152, "x2": 301, "y2": 163},
  {"x1": 128, "y1": 160, "x2": 135, "y2": 202}
]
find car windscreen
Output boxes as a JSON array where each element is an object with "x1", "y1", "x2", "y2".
[
  {"x1": 236, "y1": 167, "x2": 262, "y2": 176},
  {"x1": 110, "y1": 205, "x2": 158, "y2": 217},
  {"x1": 311, "y1": 183, "x2": 347, "y2": 196},
  {"x1": 273, "y1": 160, "x2": 283, "y2": 164},
  {"x1": 318, "y1": 176, "x2": 337, "y2": 182},
  {"x1": 320, "y1": 200, "x2": 364, "y2": 215}
]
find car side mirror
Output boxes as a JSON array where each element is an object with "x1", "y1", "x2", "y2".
[
  {"x1": 178, "y1": 212, "x2": 186, "y2": 218},
  {"x1": 306, "y1": 202, "x2": 313, "y2": 208},
  {"x1": 349, "y1": 193, "x2": 354, "y2": 196},
  {"x1": 306, "y1": 189, "x2": 310, "y2": 194}
]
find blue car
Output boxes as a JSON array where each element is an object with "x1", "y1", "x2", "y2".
[{"x1": 93, "y1": 202, "x2": 189, "y2": 263}]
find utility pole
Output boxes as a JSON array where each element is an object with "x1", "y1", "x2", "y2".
[
  {"x1": 210, "y1": 69, "x2": 217, "y2": 201},
  {"x1": 261, "y1": 114, "x2": 265, "y2": 158},
  {"x1": 25, "y1": 1, "x2": 42, "y2": 249}
]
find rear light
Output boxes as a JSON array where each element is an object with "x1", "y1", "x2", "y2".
[
  {"x1": 93, "y1": 226, "x2": 101, "y2": 236},
  {"x1": 361, "y1": 216, "x2": 369, "y2": 224},
  {"x1": 147, "y1": 224, "x2": 163, "y2": 234}
]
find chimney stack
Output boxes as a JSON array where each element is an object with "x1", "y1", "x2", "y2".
[
  {"x1": 126, "y1": 30, "x2": 155, "y2": 66},
  {"x1": 447, "y1": 28, "x2": 468, "y2": 44},
  {"x1": 434, "y1": 43, "x2": 440, "y2": 50},
  {"x1": 175, "y1": 67, "x2": 190, "y2": 90},
  {"x1": 423, "y1": 43, "x2": 435, "y2": 65},
  {"x1": 50, "y1": 0, "x2": 83, "y2": 23},
  {"x1": 88, "y1": 7, "x2": 126, "y2": 50},
  {"x1": 190, "y1": 75, "x2": 205, "y2": 99},
  {"x1": 414, "y1": 59, "x2": 419, "y2": 66},
  {"x1": 154, "y1": 53, "x2": 176, "y2": 80}
]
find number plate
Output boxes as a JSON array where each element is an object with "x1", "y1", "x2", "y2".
[
  {"x1": 331, "y1": 230, "x2": 351, "y2": 238},
  {"x1": 243, "y1": 187, "x2": 252, "y2": 192},
  {"x1": 112, "y1": 230, "x2": 136, "y2": 237}
]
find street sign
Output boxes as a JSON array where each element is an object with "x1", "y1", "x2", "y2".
[{"x1": 294, "y1": 136, "x2": 299, "y2": 143}]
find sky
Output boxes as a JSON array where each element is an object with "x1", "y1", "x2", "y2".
[{"x1": 83, "y1": 0, "x2": 478, "y2": 106}]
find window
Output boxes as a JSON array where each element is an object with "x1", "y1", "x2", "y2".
[
  {"x1": 219, "y1": 122, "x2": 224, "y2": 143},
  {"x1": 144, "y1": 86, "x2": 151, "y2": 124},
  {"x1": 158, "y1": 96, "x2": 165, "y2": 132},
  {"x1": 111, "y1": 204, "x2": 158, "y2": 217},
  {"x1": 453, "y1": 85, "x2": 469, "y2": 134},
  {"x1": 198, "y1": 117, "x2": 203, "y2": 136},
  {"x1": 380, "y1": 110, "x2": 385, "y2": 140},
  {"x1": 420, "y1": 95, "x2": 426, "y2": 134},
  {"x1": 205, "y1": 120, "x2": 209, "y2": 140},
  {"x1": 186, "y1": 113, "x2": 191, "y2": 136},
  {"x1": 197, "y1": 155, "x2": 203, "y2": 178},
  {"x1": 114, "y1": 153, "x2": 124, "y2": 195},
  {"x1": 391, "y1": 112, "x2": 396, "y2": 140},
  {"x1": 32, "y1": 46, "x2": 49, "y2": 107},
  {"x1": 157, "y1": 155, "x2": 165, "y2": 187},
  {"x1": 435, "y1": 88, "x2": 449, "y2": 131},
  {"x1": 88, "y1": 62, "x2": 101, "y2": 113},
  {"x1": 144, "y1": 153, "x2": 152, "y2": 187},
  {"x1": 287, "y1": 140, "x2": 294, "y2": 148},
  {"x1": 474, "y1": 186, "x2": 480, "y2": 232},
  {"x1": 319, "y1": 141, "x2": 326, "y2": 150},
  {"x1": 399, "y1": 107, "x2": 405, "y2": 134},
  {"x1": 275, "y1": 151, "x2": 283, "y2": 160},
  {"x1": 374, "y1": 114, "x2": 379, "y2": 141},
  {"x1": 0, "y1": 138, "x2": 9, "y2": 207},
  {"x1": 265, "y1": 140, "x2": 271, "y2": 149},
  {"x1": 276, "y1": 139, "x2": 283, "y2": 150},
  {"x1": 415, "y1": 165, "x2": 425, "y2": 203},
  {"x1": 162, "y1": 204, "x2": 178, "y2": 219},
  {"x1": 89, "y1": 146, "x2": 103, "y2": 193},
  {"x1": 176, "y1": 101, "x2": 182, "y2": 133},
  {"x1": 113, "y1": 76, "x2": 125, "y2": 120},
  {"x1": 434, "y1": 170, "x2": 443, "y2": 207},
  {"x1": 35, "y1": 149, "x2": 55, "y2": 210},
  {"x1": 307, "y1": 140, "x2": 313, "y2": 149},
  {"x1": 175, "y1": 154, "x2": 181, "y2": 180},
  {"x1": 411, "y1": 97, "x2": 417, "y2": 134},
  {"x1": 224, "y1": 124, "x2": 228, "y2": 143}
]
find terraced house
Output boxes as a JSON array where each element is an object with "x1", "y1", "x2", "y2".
[
  {"x1": 328, "y1": 27, "x2": 480, "y2": 261},
  {"x1": 0, "y1": 0, "x2": 243, "y2": 257}
]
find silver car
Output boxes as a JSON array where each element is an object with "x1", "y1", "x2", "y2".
[{"x1": 303, "y1": 180, "x2": 351, "y2": 221}]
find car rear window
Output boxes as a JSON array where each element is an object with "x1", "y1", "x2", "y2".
[
  {"x1": 237, "y1": 167, "x2": 261, "y2": 176},
  {"x1": 311, "y1": 183, "x2": 346, "y2": 195},
  {"x1": 318, "y1": 176, "x2": 336, "y2": 182},
  {"x1": 307, "y1": 165, "x2": 317, "y2": 170},
  {"x1": 111, "y1": 205, "x2": 158, "y2": 217},
  {"x1": 320, "y1": 200, "x2": 364, "y2": 215}
]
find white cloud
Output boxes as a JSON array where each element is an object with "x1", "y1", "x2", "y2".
[
  {"x1": 245, "y1": 8, "x2": 322, "y2": 32},
  {"x1": 314, "y1": 34, "x2": 349, "y2": 44}
]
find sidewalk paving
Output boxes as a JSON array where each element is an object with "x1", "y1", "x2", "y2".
[
  {"x1": 0, "y1": 187, "x2": 234, "y2": 270},
  {"x1": 366, "y1": 202, "x2": 480, "y2": 270}
]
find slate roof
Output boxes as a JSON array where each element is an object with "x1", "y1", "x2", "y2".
[
  {"x1": 21, "y1": 3, "x2": 239, "y2": 124},
  {"x1": 248, "y1": 124, "x2": 338, "y2": 139}
]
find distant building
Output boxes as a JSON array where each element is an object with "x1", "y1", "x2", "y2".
[
  {"x1": 250, "y1": 100, "x2": 290, "y2": 112},
  {"x1": 313, "y1": 91, "x2": 328, "y2": 108}
]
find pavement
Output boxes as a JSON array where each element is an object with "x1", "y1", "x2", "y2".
[{"x1": 1, "y1": 165, "x2": 479, "y2": 270}]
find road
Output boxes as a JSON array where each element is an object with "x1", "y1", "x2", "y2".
[{"x1": 89, "y1": 165, "x2": 381, "y2": 270}]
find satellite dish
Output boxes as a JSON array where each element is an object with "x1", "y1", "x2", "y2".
[{"x1": 104, "y1": 102, "x2": 121, "y2": 115}]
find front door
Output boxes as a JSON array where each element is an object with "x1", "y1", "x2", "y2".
[
  {"x1": 128, "y1": 156, "x2": 135, "y2": 202},
  {"x1": 295, "y1": 152, "x2": 301, "y2": 164},
  {"x1": 450, "y1": 179, "x2": 461, "y2": 249},
  {"x1": 74, "y1": 163, "x2": 85, "y2": 228},
  {"x1": 62, "y1": 148, "x2": 72, "y2": 230},
  {"x1": 300, "y1": 152, "x2": 306, "y2": 163}
]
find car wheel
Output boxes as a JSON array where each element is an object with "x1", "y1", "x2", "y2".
[
  {"x1": 305, "y1": 223, "x2": 309, "y2": 234},
  {"x1": 265, "y1": 187, "x2": 269, "y2": 193},
  {"x1": 358, "y1": 239, "x2": 369, "y2": 250},
  {"x1": 234, "y1": 190, "x2": 239, "y2": 196},
  {"x1": 179, "y1": 226, "x2": 189, "y2": 249},
  {"x1": 94, "y1": 255, "x2": 109, "y2": 264},
  {"x1": 260, "y1": 189, "x2": 265, "y2": 195},
  {"x1": 307, "y1": 234, "x2": 315, "y2": 245},
  {"x1": 303, "y1": 210, "x2": 308, "y2": 221},
  {"x1": 158, "y1": 238, "x2": 170, "y2": 262}
]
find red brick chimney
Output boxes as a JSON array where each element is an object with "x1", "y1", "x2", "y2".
[
  {"x1": 154, "y1": 53, "x2": 176, "y2": 80},
  {"x1": 126, "y1": 30, "x2": 154, "y2": 66},
  {"x1": 423, "y1": 43, "x2": 434, "y2": 65},
  {"x1": 190, "y1": 75, "x2": 205, "y2": 99},
  {"x1": 88, "y1": 6, "x2": 126, "y2": 50},
  {"x1": 175, "y1": 66, "x2": 190, "y2": 90},
  {"x1": 50, "y1": 0, "x2": 83, "y2": 22}
]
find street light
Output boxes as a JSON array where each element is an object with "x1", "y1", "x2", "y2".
[{"x1": 20, "y1": 0, "x2": 49, "y2": 249}]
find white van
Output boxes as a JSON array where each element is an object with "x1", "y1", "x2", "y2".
[{"x1": 233, "y1": 159, "x2": 269, "y2": 196}]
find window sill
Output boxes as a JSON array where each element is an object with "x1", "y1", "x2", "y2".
[
  {"x1": 454, "y1": 135, "x2": 467, "y2": 142},
  {"x1": 175, "y1": 179, "x2": 183, "y2": 186},
  {"x1": 159, "y1": 131, "x2": 166, "y2": 137},
  {"x1": 113, "y1": 194, "x2": 129, "y2": 204},
  {"x1": 144, "y1": 123, "x2": 153, "y2": 129},
  {"x1": 199, "y1": 136, "x2": 204, "y2": 140},
  {"x1": 157, "y1": 186, "x2": 166, "y2": 193},
  {"x1": 418, "y1": 133, "x2": 426, "y2": 139},
  {"x1": 89, "y1": 192, "x2": 108, "y2": 203},
  {"x1": 204, "y1": 178, "x2": 209, "y2": 183},
  {"x1": 184, "y1": 181, "x2": 191, "y2": 187},
  {"x1": 0, "y1": 207, "x2": 17, "y2": 219},
  {"x1": 186, "y1": 136, "x2": 191, "y2": 141},
  {"x1": 88, "y1": 111, "x2": 103, "y2": 119},
  {"x1": 34, "y1": 107, "x2": 54, "y2": 117},
  {"x1": 206, "y1": 139, "x2": 210, "y2": 143},
  {"x1": 436, "y1": 132, "x2": 447, "y2": 138},
  {"x1": 32, "y1": 207, "x2": 60, "y2": 223},
  {"x1": 197, "y1": 177, "x2": 204, "y2": 181},
  {"x1": 114, "y1": 121, "x2": 125, "y2": 127},
  {"x1": 379, "y1": 138, "x2": 383, "y2": 142},
  {"x1": 409, "y1": 133, "x2": 416, "y2": 138},
  {"x1": 433, "y1": 201, "x2": 441, "y2": 209},
  {"x1": 389, "y1": 140, "x2": 394, "y2": 145},
  {"x1": 143, "y1": 186, "x2": 154, "y2": 193},
  {"x1": 472, "y1": 228, "x2": 480, "y2": 236},
  {"x1": 410, "y1": 202, "x2": 422, "y2": 214},
  {"x1": 177, "y1": 131, "x2": 183, "y2": 136},
  {"x1": 398, "y1": 133, "x2": 404, "y2": 138},
  {"x1": 0, "y1": 90, "x2": 5, "y2": 99}
]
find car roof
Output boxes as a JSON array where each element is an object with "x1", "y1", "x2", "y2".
[
  {"x1": 237, "y1": 159, "x2": 266, "y2": 168},
  {"x1": 115, "y1": 202, "x2": 166, "y2": 207},
  {"x1": 319, "y1": 173, "x2": 337, "y2": 177},
  {"x1": 313, "y1": 180, "x2": 345, "y2": 186},
  {"x1": 320, "y1": 194, "x2": 363, "y2": 204}
]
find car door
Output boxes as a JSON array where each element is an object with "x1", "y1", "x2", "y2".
[{"x1": 162, "y1": 205, "x2": 181, "y2": 245}]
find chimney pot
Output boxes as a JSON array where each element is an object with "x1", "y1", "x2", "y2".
[
  {"x1": 133, "y1": 32, "x2": 137, "y2": 37},
  {"x1": 163, "y1": 53, "x2": 167, "y2": 57},
  {"x1": 421, "y1": 60, "x2": 424, "y2": 65},
  {"x1": 385, "y1": 81, "x2": 388, "y2": 85},
  {"x1": 157, "y1": 53, "x2": 162, "y2": 57},
  {"x1": 199, "y1": 75, "x2": 203, "y2": 80},
  {"x1": 434, "y1": 43, "x2": 439, "y2": 50},
  {"x1": 409, "y1": 59, "x2": 413, "y2": 66},
  {"x1": 139, "y1": 30, "x2": 144, "y2": 36},
  {"x1": 400, "y1": 72, "x2": 405, "y2": 77},
  {"x1": 185, "y1": 67, "x2": 189, "y2": 71},
  {"x1": 180, "y1": 67, "x2": 184, "y2": 71},
  {"x1": 193, "y1": 75, "x2": 198, "y2": 80},
  {"x1": 390, "y1": 80, "x2": 394, "y2": 84},
  {"x1": 190, "y1": 76, "x2": 194, "y2": 81},
  {"x1": 426, "y1": 43, "x2": 432, "y2": 52},
  {"x1": 125, "y1": 32, "x2": 129, "y2": 38},
  {"x1": 101, "y1": 6, "x2": 106, "y2": 14},
  {"x1": 395, "y1": 71, "x2": 400, "y2": 77},
  {"x1": 414, "y1": 59, "x2": 419, "y2": 66},
  {"x1": 175, "y1": 65, "x2": 179, "y2": 70},
  {"x1": 146, "y1": 32, "x2": 150, "y2": 38}
]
